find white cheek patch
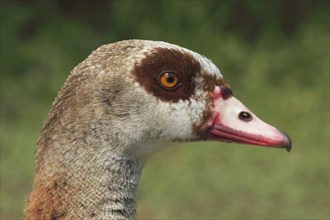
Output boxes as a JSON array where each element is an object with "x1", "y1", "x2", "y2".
[
  {"x1": 159, "y1": 101, "x2": 193, "y2": 137},
  {"x1": 128, "y1": 81, "x2": 195, "y2": 140},
  {"x1": 141, "y1": 95, "x2": 209, "y2": 141},
  {"x1": 158, "y1": 97, "x2": 209, "y2": 138}
]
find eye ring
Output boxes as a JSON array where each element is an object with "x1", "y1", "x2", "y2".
[{"x1": 158, "y1": 71, "x2": 182, "y2": 90}]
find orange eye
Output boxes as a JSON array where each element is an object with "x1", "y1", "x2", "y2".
[{"x1": 159, "y1": 72, "x2": 180, "y2": 90}]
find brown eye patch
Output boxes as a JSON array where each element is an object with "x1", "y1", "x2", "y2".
[{"x1": 132, "y1": 48, "x2": 201, "y2": 102}]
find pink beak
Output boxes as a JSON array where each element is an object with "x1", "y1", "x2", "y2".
[{"x1": 205, "y1": 86, "x2": 292, "y2": 152}]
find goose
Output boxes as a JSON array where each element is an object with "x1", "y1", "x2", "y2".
[{"x1": 24, "y1": 39, "x2": 291, "y2": 220}]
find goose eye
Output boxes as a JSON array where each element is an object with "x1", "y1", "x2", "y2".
[{"x1": 158, "y1": 72, "x2": 181, "y2": 90}]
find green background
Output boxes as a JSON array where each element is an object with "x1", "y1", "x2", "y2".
[{"x1": 1, "y1": 1, "x2": 329, "y2": 219}]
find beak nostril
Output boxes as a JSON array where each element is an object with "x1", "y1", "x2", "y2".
[{"x1": 239, "y1": 111, "x2": 252, "y2": 122}]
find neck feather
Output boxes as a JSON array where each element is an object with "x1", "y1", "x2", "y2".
[
  {"x1": 25, "y1": 73, "x2": 150, "y2": 219},
  {"x1": 25, "y1": 137, "x2": 145, "y2": 220}
]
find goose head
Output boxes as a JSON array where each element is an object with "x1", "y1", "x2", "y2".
[
  {"x1": 26, "y1": 40, "x2": 291, "y2": 219},
  {"x1": 73, "y1": 40, "x2": 290, "y2": 158}
]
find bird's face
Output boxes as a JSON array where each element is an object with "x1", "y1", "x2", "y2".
[
  {"x1": 117, "y1": 40, "x2": 291, "y2": 154},
  {"x1": 78, "y1": 40, "x2": 290, "y2": 157}
]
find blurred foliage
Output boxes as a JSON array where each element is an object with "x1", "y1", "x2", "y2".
[{"x1": 1, "y1": 0, "x2": 329, "y2": 219}]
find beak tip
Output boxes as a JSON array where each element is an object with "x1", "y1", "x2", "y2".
[
  {"x1": 285, "y1": 144, "x2": 292, "y2": 153},
  {"x1": 281, "y1": 131, "x2": 292, "y2": 153}
]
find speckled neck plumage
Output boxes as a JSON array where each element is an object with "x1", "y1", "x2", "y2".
[
  {"x1": 26, "y1": 143, "x2": 144, "y2": 219},
  {"x1": 23, "y1": 66, "x2": 147, "y2": 219},
  {"x1": 24, "y1": 70, "x2": 147, "y2": 219}
]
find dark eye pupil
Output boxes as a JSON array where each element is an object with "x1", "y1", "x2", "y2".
[
  {"x1": 239, "y1": 111, "x2": 252, "y2": 122},
  {"x1": 167, "y1": 76, "x2": 174, "y2": 83}
]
